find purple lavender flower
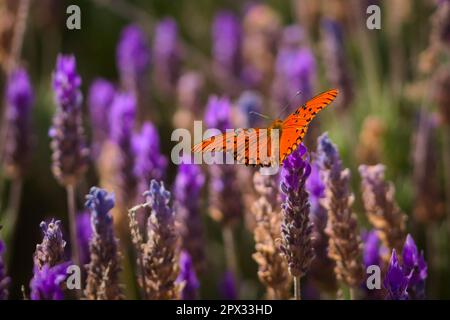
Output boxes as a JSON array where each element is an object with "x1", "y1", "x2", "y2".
[
  {"x1": 402, "y1": 234, "x2": 427, "y2": 299},
  {"x1": 272, "y1": 26, "x2": 316, "y2": 112},
  {"x1": 133, "y1": 122, "x2": 167, "y2": 196},
  {"x1": 0, "y1": 239, "x2": 10, "y2": 300},
  {"x1": 174, "y1": 159, "x2": 205, "y2": 272},
  {"x1": 30, "y1": 262, "x2": 70, "y2": 300},
  {"x1": 116, "y1": 24, "x2": 151, "y2": 89},
  {"x1": 205, "y1": 95, "x2": 232, "y2": 130},
  {"x1": 212, "y1": 11, "x2": 242, "y2": 77},
  {"x1": 362, "y1": 230, "x2": 381, "y2": 268},
  {"x1": 88, "y1": 78, "x2": 115, "y2": 158},
  {"x1": 219, "y1": 271, "x2": 237, "y2": 300},
  {"x1": 76, "y1": 211, "x2": 92, "y2": 265},
  {"x1": 84, "y1": 187, "x2": 123, "y2": 299},
  {"x1": 306, "y1": 162, "x2": 325, "y2": 215},
  {"x1": 109, "y1": 92, "x2": 138, "y2": 206},
  {"x1": 384, "y1": 250, "x2": 410, "y2": 300},
  {"x1": 279, "y1": 144, "x2": 314, "y2": 279},
  {"x1": 153, "y1": 17, "x2": 181, "y2": 92},
  {"x1": 49, "y1": 54, "x2": 89, "y2": 186},
  {"x1": 177, "y1": 251, "x2": 200, "y2": 300},
  {"x1": 34, "y1": 219, "x2": 66, "y2": 269},
  {"x1": 235, "y1": 91, "x2": 263, "y2": 128},
  {"x1": 204, "y1": 96, "x2": 242, "y2": 227},
  {"x1": 2, "y1": 68, "x2": 34, "y2": 178}
]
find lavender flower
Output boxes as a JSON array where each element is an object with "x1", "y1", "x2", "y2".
[
  {"x1": 109, "y1": 93, "x2": 138, "y2": 207},
  {"x1": 252, "y1": 171, "x2": 291, "y2": 299},
  {"x1": 176, "y1": 71, "x2": 204, "y2": 113},
  {"x1": 272, "y1": 25, "x2": 315, "y2": 112},
  {"x1": 76, "y1": 211, "x2": 92, "y2": 265},
  {"x1": 1, "y1": 68, "x2": 34, "y2": 178},
  {"x1": 204, "y1": 96, "x2": 242, "y2": 227},
  {"x1": 359, "y1": 164, "x2": 407, "y2": 254},
  {"x1": 116, "y1": 24, "x2": 150, "y2": 90},
  {"x1": 235, "y1": 90, "x2": 263, "y2": 128},
  {"x1": 174, "y1": 160, "x2": 205, "y2": 273},
  {"x1": 88, "y1": 78, "x2": 115, "y2": 158},
  {"x1": 362, "y1": 230, "x2": 381, "y2": 268},
  {"x1": 402, "y1": 234, "x2": 427, "y2": 299},
  {"x1": 212, "y1": 11, "x2": 242, "y2": 78},
  {"x1": 49, "y1": 54, "x2": 89, "y2": 186},
  {"x1": 177, "y1": 251, "x2": 199, "y2": 300},
  {"x1": 0, "y1": 239, "x2": 10, "y2": 300},
  {"x1": 219, "y1": 271, "x2": 237, "y2": 300},
  {"x1": 305, "y1": 162, "x2": 337, "y2": 293},
  {"x1": 321, "y1": 19, "x2": 353, "y2": 109},
  {"x1": 34, "y1": 219, "x2": 66, "y2": 270},
  {"x1": 84, "y1": 187, "x2": 123, "y2": 300},
  {"x1": 133, "y1": 122, "x2": 167, "y2": 196},
  {"x1": 316, "y1": 133, "x2": 364, "y2": 288},
  {"x1": 30, "y1": 262, "x2": 70, "y2": 300},
  {"x1": 153, "y1": 18, "x2": 181, "y2": 93},
  {"x1": 279, "y1": 144, "x2": 314, "y2": 281},
  {"x1": 384, "y1": 250, "x2": 409, "y2": 300},
  {"x1": 140, "y1": 180, "x2": 180, "y2": 299}
]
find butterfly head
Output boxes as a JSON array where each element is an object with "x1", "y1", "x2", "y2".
[{"x1": 269, "y1": 119, "x2": 284, "y2": 130}]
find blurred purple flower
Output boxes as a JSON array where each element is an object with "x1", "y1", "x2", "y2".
[
  {"x1": 177, "y1": 251, "x2": 200, "y2": 300},
  {"x1": 174, "y1": 159, "x2": 205, "y2": 272},
  {"x1": 306, "y1": 162, "x2": 325, "y2": 213},
  {"x1": 204, "y1": 95, "x2": 232, "y2": 131},
  {"x1": 362, "y1": 230, "x2": 381, "y2": 268},
  {"x1": 116, "y1": 24, "x2": 150, "y2": 88},
  {"x1": 49, "y1": 54, "x2": 89, "y2": 186},
  {"x1": 402, "y1": 234, "x2": 427, "y2": 299},
  {"x1": 384, "y1": 250, "x2": 410, "y2": 300},
  {"x1": 235, "y1": 90, "x2": 263, "y2": 128},
  {"x1": 133, "y1": 122, "x2": 167, "y2": 195},
  {"x1": 153, "y1": 17, "x2": 181, "y2": 92},
  {"x1": 219, "y1": 271, "x2": 237, "y2": 300},
  {"x1": 2, "y1": 68, "x2": 34, "y2": 178},
  {"x1": 30, "y1": 262, "x2": 70, "y2": 300},
  {"x1": 76, "y1": 211, "x2": 92, "y2": 265},
  {"x1": 0, "y1": 239, "x2": 10, "y2": 300},
  {"x1": 280, "y1": 144, "x2": 314, "y2": 278},
  {"x1": 88, "y1": 79, "x2": 115, "y2": 158},
  {"x1": 212, "y1": 11, "x2": 241, "y2": 77},
  {"x1": 273, "y1": 26, "x2": 315, "y2": 111},
  {"x1": 109, "y1": 93, "x2": 138, "y2": 205}
]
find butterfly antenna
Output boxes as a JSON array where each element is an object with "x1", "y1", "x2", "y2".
[
  {"x1": 276, "y1": 90, "x2": 303, "y2": 119},
  {"x1": 249, "y1": 110, "x2": 271, "y2": 120}
]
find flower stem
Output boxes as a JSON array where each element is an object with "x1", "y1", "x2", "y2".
[
  {"x1": 66, "y1": 184, "x2": 80, "y2": 269},
  {"x1": 5, "y1": 178, "x2": 22, "y2": 243},
  {"x1": 350, "y1": 288, "x2": 358, "y2": 300},
  {"x1": 293, "y1": 276, "x2": 301, "y2": 300},
  {"x1": 222, "y1": 227, "x2": 238, "y2": 281}
]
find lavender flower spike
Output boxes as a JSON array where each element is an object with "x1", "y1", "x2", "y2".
[
  {"x1": 49, "y1": 54, "x2": 89, "y2": 186},
  {"x1": 34, "y1": 219, "x2": 66, "y2": 270},
  {"x1": 384, "y1": 250, "x2": 410, "y2": 300},
  {"x1": 153, "y1": 17, "x2": 181, "y2": 93},
  {"x1": 84, "y1": 187, "x2": 123, "y2": 300},
  {"x1": 141, "y1": 180, "x2": 180, "y2": 299},
  {"x1": 88, "y1": 78, "x2": 115, "y2": 158},
  {"x1": 76, "y1": 211, "x2": 93, "y2": 265},
  {"x1": 1, "y1": 68, "x2": 34, "y2": 178},
  {"x1": 219, "y1": 271, "x2": 237, "y2": 300},
  {"x1": 177, "y1": 251, "x2": 200, "y2": 300},
  {"x1": 402, "y1": 234, "x2": 427, "y2": 299},
  {"x1": 116, "y1": 24, "x2": 151, "y2": 90},
  {"x1": 133, "y1": 121, "x2": 167, "y2": 196},
  {"x1": 174, "y1": 159, "x2": 205, "y2": 273},
  {"x1": 316, "y1": 132, "x2": 364, "y2": 288},
  {"x1": 30, "y1": 262, "x2": 70, "y2": 300},
  {"x1": 0, "y1": 239, "x2": 10, "y2": 300}
]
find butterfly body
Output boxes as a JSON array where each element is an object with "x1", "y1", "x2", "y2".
[{"x1": 193, "y1": 89, "x2": 338, "y2": 166}]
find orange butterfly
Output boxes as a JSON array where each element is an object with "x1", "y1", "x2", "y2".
[{"x1": 193, "y1": 89, "x2": 338, "y2": 167}]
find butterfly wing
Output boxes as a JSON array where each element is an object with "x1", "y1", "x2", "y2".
[
  {"x1": 193, "y1": 128, "x2": 275, "y2": 166},
  {"x1": 282, "y1": 89, "x2": 338, "y2": 128},
  {"x1": 279, "y1": 89, "x2": 338, "y2": 162}
]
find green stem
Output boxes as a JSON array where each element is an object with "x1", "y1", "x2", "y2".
[
  {"x1": 222, "y1": 227, "x2": 239, "y2": 281},
  {"x1": 293, "y1": 276, "x2": 301, "y2": 300},
  {"x1": 66, "y1": 185, "x2": 80, "y2": 269}
]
